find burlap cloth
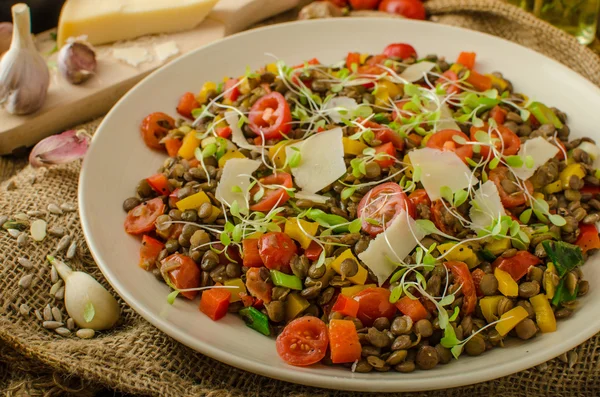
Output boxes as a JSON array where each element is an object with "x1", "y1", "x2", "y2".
[{"x1": 2, "y1": 0, "x2": 600, "y2": 396}]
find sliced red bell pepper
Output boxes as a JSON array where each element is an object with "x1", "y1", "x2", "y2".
[
  {"x1": 329, "y1": 319, "x2": 362, "y2": 364},
  {"x1": 176, "y1": 92, "x2": 199, "y2": 119},
  {"x1": 199, "y1": 288, "x2": 231, "y2": 321},
  {"x1": 373, "y1": 142, "x2": 396, "y2": 168},
  {"x1": 242, "y1": 238, "x2": 264, "y2": 267},
  {"x1": 576, "y1": 224, "x2": 600, "y2": 253},
  {"x1": 466, "y1": 70, "x2": 492, "y2": 92},
  {"x1": 395, "y1": 295, "x2": 428, "y2": 322},
  {"x1": 164, "y1": 137, "x2": 183, "y2": 157},
  {"x1": 331, "y1": 294, "x2": 359, "y2": 318},
  {"x1": 581, "y1": 186, "x2": 600, "y2": 196},
  {"x1": 139, "y1": 235, "x2": 164, "y2": 270},
  {"x1": 444, "y1": 261, "x2": 477, "y2": 315},
  {"x1": 146, "y1": 173, "x2": 170, "y2": 195},
  {"x1": 217, "y1": 126, "x2": 232, "y2": 139},
  {"x1": 490, "y1": 105, "x2": 507, "y2": 125},
  {"x1": 471, "y1": 268, "x2": 486, "y2": 298},
  {"x1": 492, "y1": 251, "x2": 541, "y2": 281},
  {"x1": 304, "y1": 241, "x2": 323, "y2": 261},
  {"x1": 456, "y1": 51, "x2": 476, "y2": 70}
]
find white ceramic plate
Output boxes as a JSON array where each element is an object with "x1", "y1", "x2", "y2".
[{"x1": 80, "y1": 18, "x2": 600, "y2": 392}]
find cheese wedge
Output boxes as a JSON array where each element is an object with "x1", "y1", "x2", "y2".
[{"x1": 57, "y1": 0, "x2": 219, "y2": 47}]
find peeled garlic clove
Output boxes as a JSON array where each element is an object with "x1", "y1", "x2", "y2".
[
  {"x1": 29, "y1": 129, "x2": 90, "y2": 168},
  {"x1": 58, "y1": 40, "x2": 96, "y2": 85},
  {"x1": 0, "y1": 22, "x2": 12, "y2": 54},
  {"x1": 0, "y1": 4, "x2": 49, "y2": 115}
]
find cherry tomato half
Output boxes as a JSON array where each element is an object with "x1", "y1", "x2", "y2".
[
  {"x1": 245, "y1": 267, "x2": 273, "y2": 304},
  {"x1": 140, "y1": 112, "x2": 175, "y2": 151},
  {"x1": 438, "y1": 70, "x2": 461, "y2": 95},
  {"x1": 350, "y1": 0, "x2": 381, "y2": 10},
  {"x1": 488, "y1": 166, "x2": 534, "y2": 208},
  {"x1": 470, "y1": 123, "x2": 520, "y2": 159},
  {"x1": 163, "y1": 253, "x2": 201, "y2": 300},
  {"x1": 426, "y1": 129, "x2": 473, "y2": 164},
  {"x1": 408, "y1": 189, "x2": 431, "y2": 208},
  {"x1": 358, "y1": 118, "x2": 404, "y2": 149},
  {"x1": 276, "y1": 317, "x2": 329, "y2": 366},
  {"x1": 354, "y1": 287, "x2": 397, "y2": 327},
  {"x1": 444, "y1": 261, "x2": 476, "y2": 315},
  {"x1": 357, "y1": 182, "x2": 414, "y2": 236},
  {"x1": 378, "y1": 0, "x2": 426, "y2": 20},
  {"x1": 249, "y1": 172, "x2": 293, "y2": 212},
  {"x1": 258, "y1": 232, "x2": 298, "y2": 272},
  {"x1": 124, "y1": 197, "x2": 165, "y2": 235},
  {"x1": 430, "y1": 199, "x2": 463, "y2": 237},
  {"x1": 248, "y1": 92, "x2": 292, "y2": 140},
  {"x1": 373, "y1": 142, "x2": 396, "y2": 168},
  {"x1": 383, "y1": 43, "x2": 417, "y2": 60}
]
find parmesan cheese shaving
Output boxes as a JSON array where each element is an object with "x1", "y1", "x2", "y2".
[
  {"x1": 399, "y1": 61, "x2": 436, "y2": 83},
  {"x1": 224, "y1": 111, "x2": 261, "y2": 152},
  {"x1": 294, "y1": 191, "x2": 330, "y2": 204},
  {"x1": 512, "y1": 137, "x2": 559, "y2": 180},
  {"x1": 323, "y1": 97, "x2": 359, "y2": 124},
  {"x1": 215, "y1": 158, "x2": 261, "y2": 211},
  {"x1": 469, "y1": 181, "x2": 506, "y2": 231}
]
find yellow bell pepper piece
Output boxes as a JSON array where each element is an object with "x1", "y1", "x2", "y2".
[
  {"x1": 545, "y1": 262, "x2": 557, "y2": 300},
  {"x1": 495, "y1": 306, "x2": 529, "y2": 336},
  {"x1": 239, "y1": 77, "x2": 252, "y2": 95},
  {"x1": 375, "y1": 80, "x2": 402, "y2": 107},
  {"x1": 437, "y1": 242, "x2": 479, "y2": 269},
  {"x1": 421, "y1": 133, "x2": 433, "y2": 147},
  {"x1": 246, "y1": 231, "x2": 264, "y2": 240},
  {"x1": 341, "y1": 284, "x2": 377, "y2": 297},
  {"x1": 403, "y1": 154, "x2": 414, "y2": 178},
  {"x1": 530, "y1": 293, "x2": 556, "y2": 333},
  {"x1": 266, "y1": 63, "x2": 279, "y2": 75},
  {"x1": 268, "y1": 140, "x2": 296, "y2": 170},
  {"x1": 494, "y1": 268, "x2": 518, "y2": 297},
  {"x1": 359, "y1": 53, "x2": 369, "y2": 64},
  {"x1": 178, "y1": 130, "x2": 201, "y2": 160},
  {"x1": 198, "y1": 81, "x2": 216, "y2": 104},
  {"x1": 543, "y1": 180, "x2": 563, "y2": 195},
  {"x1": 559, "y1": 164, "x2": 586, "y2": 189},
  {"x1": 479, "y1": 295, "x2": 504, "y2": 323},
  {"x1": 343, "y1": 137, "x2": 368, "y2": 156},
  {"x1": 487, "y1": 74, "x2": 508, "y2": 92},
  {"x1": 218, "y1": 150, "x2": 246, "y2": 168},
  {"x1": 331, "y1": 249, "x2": 368, "y2": 285},
  {"x1": 176, "y1": 191, "x2": 210, "y2": 211},
  {"x1": 533, "y1": 192, "x2": 544, "y2": 201},
  {"x1": 484, "y1": 237, "x2": 512, "y2": 256},
  {"x1": 204, "y1": 206, "x2": 221, "y2": 224},
  {"x1": 450, "y1": 63, "x2": 465, "y2": 75},
  {"x1": 224, "y1": 278, "x2": 246, "y2": 303},
  {"x1": 284, "y1": 218, "x2": 319, "y2": 249},
  {"x1": 286, "y1": 293, "x2": 310, "y2": 321}
]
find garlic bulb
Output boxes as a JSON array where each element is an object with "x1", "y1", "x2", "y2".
[
  {"x1": 0, "y1": 23, "x2": 12, "y2": 54},
  {"x1": 48, "y1": 256, "x2": 120, "y2": 331},
  {"x1": 58, "y1": 40, "x2": 96, "y2": 85},
  {"x1": 0, "y1": 4, "x2": 50, "y2": 115}
]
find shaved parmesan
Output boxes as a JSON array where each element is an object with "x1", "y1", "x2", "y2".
[
  {"x1": 512, "y1": 137, "x2": 559, "y2": 180},
  {"x1": 294, "y1": 191, "x2": 330, "y2": 204},
  {"x1": 577, "y1": 142, "x2": 600, "y2": 170},
  {"x1": 215, "y1": 158, "x2": 261, "y2": 211},
  {"x1": 286, "y1": 128, "x2": 346, "y2": 193},
  {"x1": 358, "y1": 211, "x2": 425, "y2": 285},
  {"x1": 469, "y1": 181, "x2": 506, "y2": 231},
  {"x1": 399, "y1": 61, "x2": 436, "y2": 83},
  {"x1": 408, "y1": 148, "x2": 477, "y2": 201},
  {"x1": 437, "y1": 103, "x2": 461, "y2": 131},
  {"x1": 324, "y1": 97, "x2": 359, "y2": 124},
  {"x1": 224, "y1": 111, "x2": 261, "y2": 152}
]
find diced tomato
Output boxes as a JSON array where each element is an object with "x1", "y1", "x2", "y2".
[
  {"x1": 176, "y1": 92, "x2": 199, "y2": 119},
  {"x1": 331, "y1": 294, "x2": 360, "y2": 318},
  {"x1": 466, "y1": 70, "x2": 492, "y2": 92},
  {"x1": 224, "y1": 78, "x2": 240, "y2": 102},
  {"x1": 292, "y1": 58, "x2": 320, "y2": 69},
  {"x1": 383, "y1": 43, "x2": 417, "y2": 60},
  {"x1": 276, "y1": 317, "x2": 329, "y2": 366},
  {"x1": 470, "y1": 123, "x2": 520, "y2": 158},
  {"x1": 140, "y1": 112, "x2": 175, "y2": 151},
  {"x1": 444, "y1": 261, "x2": 476, "y2": 315},
  {"x1": 249, "y1": 172, "x2": 293, "y2": 212},
  {"x1": 199, "y1": 288, "x2": 231, "y2": 321},
  {"x1": 489, "y1": 166, "x2": 534, "y2": 208},
  {"x1": 490, "y1": 105, "x2": 507, "y2": 125},
  {"x1": 139, "y1": 235, "x2": 164, "y2": 270},
  {"x1": 358, "y1": 118, "x2": 404, "y2": 150},
  {"x1": 258, "y1": 232, "x2": 298, "y2": 272},
  {"x1": 456, "y1": 51, "x2": 476, "y2": 70},
  {"x1": 581, "y1": 186, "x2": 600, "y2": 196},
  {"x1": 373, "y1": 142, "x2": 396, "y2": 168},
  {"x1": 471, "y1": 268, "x2": 485, "y2": 297},
  {"x1": 168, "y1": 189, "x2": 180, "y2": 208},
  {"x1": 395, "y1": 295, "x2": 428, "y2": 322},
  {"x1": 248, "y1": 92, "x2": 292, "y2": 140},
  {"x1": 242, "y1": 238, "x2": 263, "y2": 267},
  {"x1": 358, "y1": 54, "x2": 388, "y2": 76},
  {"x1": 304, "y1": 241, "x2": 323, "y2": 261},
  {"x1": 407, "y1": 133, "x2": 422, "y2": 146},
  {"x1": 575, "y1": 224, "x2": 600, "y2": 254},
  {"x1": 328, "y1": 319, "x2": 361, "y2": 364},
  {"x1": 168, "y1": 223, "x2": 184, "y2": 240},
  {"x1": 353, "y1": 287, "x2": 397, "y2": 327},
  {"x1": 163, "y1": 253, "x2": 201, "y2": 300},
  {"x1": 146, "y1": 173, "x2": 170, "y2": 195},
  {"x1": 346, "y1": 52, "x2": 361, "y2": 70},
  {"x1": 245, "y1": 267, "x2": 273, "y2": 304},
  {"x1": 357, "y1": 182, "x2": 414, "y2": 236},
  {"x1": 408, "y1": 189, "x2": 431, "y2": 208},
  {"x1": 439, "y1": 70, "x2": 461, "y2": 95},
  {"x1": 164, "y1": 137, "x2": 183, "y2": 157},
  {"x1": 426, "y1": 129, "x2": 473, "y2": 163},
  {"x1": 124, "y1": 197, "x2": 165, "y2": 235},
  {"x1": 493, "y1": 251, "x2": 541, "y2": 281},
  {"x1": 216, "y1": 126, "x2": 232, "y2": 139},
  {"x1": 553, "y1": 138, "x2": 567, "y2": 160}
]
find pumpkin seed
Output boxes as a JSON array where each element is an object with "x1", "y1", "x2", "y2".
[
  {"x1": 66, "y1": 241, "x2": 77, "y2": 259},
  {"x1": 17, "y1": 232, "x2": 28, "y2": 247},
  {"x1": 43, "y1": 321, "x2": 64, "y2": 329},
  {"x1": 47, "y1": 203, "x2": 63, "y2": 215},
  {"x1": 17, "y1": 257, "x2": 33, "y2": 269},
  {"x1": 19, "y1": 303, "x2": 30, "y2": 316},
  {"x1": 56, "y1": 235, "x2": 71, "y2": 252},
  {"x1": 66, "y1": 318, "x2": 75, "y2": 331},
  {"x1": 30, "y1": 219, "x2": 47, "y2": 241},
  {"x1": 18, "y1": 274, "x2": 33, "y2": 288},
  {"x1": 43, "y1": 305, "x2": 52, "y2": 321},
  {"x1": 34, "y1": 309, "x2": 43, "y2": 321},
  {"x1": 55, "y1": 286, "x2": 65, "y2": 300},
  {"x1": 51, "y1": 307, "x2": 63, "y2": 323},
  {"x1": 60, "y1": 202, "x2": 77, "y2": 212},
  {"x1": 50, "y1": 280, "x2": 63, "y2": 296},
  {"x1": 55, "y1": 327, "x2": 71, "y2": 336},
  {"x1": 76, "y1": 328, "x2": 95, "y2": 339}
]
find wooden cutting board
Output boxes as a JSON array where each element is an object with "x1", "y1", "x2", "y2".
[{"x1": 0, "y1": 0, "x2": 301, "y2": 155}]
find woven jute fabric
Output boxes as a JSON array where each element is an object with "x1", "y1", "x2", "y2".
[{"x1": 2, "y1": 1, "x2": 600, "y2": 396}]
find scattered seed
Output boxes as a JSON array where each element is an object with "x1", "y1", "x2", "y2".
[
  {"x1": 43, "y1": 305, "x2": 52, "y2": 321},
  {"x1": 30, "y1": 219, "x2": 47, "y2": 241},
  {"x1": 43, "y1": 321, "x2": 64, "y2": 329},
  {"x1": 14, "y1": 213, "x2": 28, "y2": 221},
  {"x1": 48, "y1": 226, "x2": 65, "y2": 237},
  {"x1": 55, "y1": 327, "x2": 71, "y2": 337},
  {"x1": 66, "y1": 241, "x2": 77, "y2": 259},
  {"x1": 8, "y1": 229, "x2": 20, "y2": 238},
  {"x1": 17, "y1": 232, "x2": 29, "y2": 247},
  {"x1": 51, "y1": 307, "x2": 63, "y2": 323},
  {"x1": 34, "y1": 309, "x2": 43, "y2": 321},
  {"x1": 56, "y1": 235, "x2": 71, "y2": 252},
  {"x1": 66, "y1": 318, "x2": 75, "y2": 331},
  {"x1": 76, "y1": 328, "x2": 95, "y2": 339},
  {"x1": 60, "y1": 202, "x2": 77, "y2": 212},
  {"x1": 47, "y1": 203, "x2": 63, "y2": 215},
  {"x1": 567, "y1": 351, "x2": 578, "y2": 368},
  {"x1": 51, "y1": 265, "x2": 59, "y2": 283},
  {"x1": 19, "y1": 304, "x2": 30, "y2": 316},
  {"x1": 29, "y1": 175, "x2": 36, "y2": 185},
  {"x1": 6, "y1": 180, "x2": 17, "y2": 190},
  {"x1": 536, "y1": 362, "x2": 548, "y2": 372},
  {"x1": 558, "y1": 352, "x2": 568, "y2": 364},
  {"x1": 18, "y1": 257, "x2": 33, "y2": 269},
  {"x1": 55, "y1": 286, "x2": 65, "y2": 300},
  {"x1": 18, "y1": 274, "x2": 33, "y2": 288},
  {"x1": 0, "y1": 215, "x2": 8, "y2": 226},
  {"x1": 26, "y1": 210, "x2": 46, "y2": 217}
]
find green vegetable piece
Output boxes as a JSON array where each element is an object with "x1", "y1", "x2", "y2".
[
  {"x1": 528, "y1": 102, "x2": 563, "y2": 129},
  {"x1": 305, "y1": 209, "x2": 349, "y2": 233},
  {"x1": 239, "y1": 307, "x2": 271, "y2": 336},
  {"x1": 270, "y1": 270, "x2": 303, "y2": 290},
  {"x1": 542, "y1": 240, "x2": 584, "y2": 277},
  {"x1": 478, "y1": 248, "x2": 497, "y2": 262},
  {"x1": 551, "y1": 278, "x2": 578, "y2": 307}
]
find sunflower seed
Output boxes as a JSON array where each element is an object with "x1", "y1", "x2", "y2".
[
  {"x1": 26, "y1": 210, "x2": 46, "y2": 217},
  {"x1": 8, "y1": 229, "x2": 20, "y2": 238},
  {"x1": 558, "y1": 352, "x2": 568, "y2": 364},
  {"x1": 14, "y1": 213, "x2": 28, "y2": 221},
  {"x1": 30, "y1": 219, "x2": 47, "y2": 241},
  {"x1": 50, "y1": 281, "x2": 63, "y2": 296},
  {"x1": 66, "y1": 241, "x2": 77, "y2": 259},
  {"x1": 6, "y1": 180, "x2": 17, "y2": 190},
  {"x1": 51, "y1": 307, "x2": 63, "y2": 323},
  {"x1": 51, "y1": 265, "x2": 59, "y2": 283},
  {"x1": 0, "y1": 215, "x2": 7, "y2": 226},
  {"x1": 568, "y1": 351, "x2": 578, "y2": 368},
  {"x1": 76, "y1": 329, "x2": 95, "y2": 339},
  {"x1": 43, "y1": 305, "x2": 52, "y2": 321},
  {"x1": 18, "y1": 257, "x2": 33, "y2": 269},
  {"x1": 60, "y1": 203, "x2": 77, "y2": 212},
  {"x1": 536, "y1": 362, "x2": 548, "y2": 372},
  {"x1": 18, "y1": 274, "x2": 33, "y2": 288},
  {"x1": 34, "y1": 309, "x2": 43, "y2": 321},
  {"x1": 19, "y1": 304, "x2": 30, "y2": 316},
  {"x1": 48, "y1": 226, "x2": 65, "y2": 237},
  {"x1": 55, "y1": 286, "x2": 65, "y2": 300},
  {"x1": 43, "y1": 321, "x2": 63, "y2": 329},
  {"x1": 47, "y1": 203, "x2": 63, "y2": 215},
  {"x1": 56, "y1": 235, "x2": 71, "y2": 252},
  {"x1": 55, "y1": 327, "x2": 71, "y2": 337},
  {"x1": 66, "y1": 318, "x2": 75, "y2": 331},
  {"x1": 17, "y1": 233, "x2": 28, "y2": 247}
]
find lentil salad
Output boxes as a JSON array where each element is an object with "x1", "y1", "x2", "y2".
[{"x1": 123, "y1": 43, "x2": 599, "y2": 372}]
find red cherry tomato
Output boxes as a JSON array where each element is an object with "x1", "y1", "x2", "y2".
[
  {"x1": 493, "y1": 251, "x2": 541, "y2": 281},
  {"x1": 358, "y1": 118, "x2": 404, "y2": 149},
  {"x1": 426, "y1": 129, "x2": 473, "y2": 164},
  {"x1": 245, "y1": 267, "x2": 273, "y2": 304},
  {"x1": 258, "y1": 232, "x2": 298, "y2": 272},
  {"x1": 430, "y1": 199, "x2": 458, "y2": 236},
  {"x1": 140, "y1": 112, "x2": 175, "y2": 151},
  {"x1": 349, "y1": 0, "x2": 381, "y2": 9},
  {"x1": 383, "y1": 43, "x2": 417, "y2": 60},
  {"x1": 471, "y1": 268, "x2": 486, "y2": 298},
  {"x1": 326, "y1": 0, "x2": 349, "y2": 6},
  {"x1": 354, "y1": 287, "x2": 397, "y2": 327},
  {"x1": 357, "y1": 182, "x2": 415, "y2": 236},
  {"x1": 162, "y1": 253, "x2": 201, "y2": 300},
  {"x1": 124, "y1": 197, "x2": 165, "y2": 235},
  {"x1": 139, "y1": 235, "x2": 164, "y2": 270},
  {"x1": 378, "y1": 0, "x2": 426, "y2": 20},
  {"x1": 490, "y1": 105, "x2": 508, "y2": 125},
  {"x1": 408, "y1": 189, "x2": 431, "y2": 208},
  {"x1": 438, "y1": 70, "x2": 462, "y2": 95},
  {"x1": 249, "y1": 172, "x2": 293, "y2": 212},
  {"x1": 373, "y1": 142, "x2": 396, "y2": 168},
  {"x1": 248, "y1": 92, "x2": 292, "y2": 140},
  {"x1": 488, "y1": 166, "x2": 534, "y2": 208},
  {"x1": 176, "y1": 92, "x2": 199, "y2": 119},
  {"x1": 276, "y1": 317, "x2": 329, "y2": 366},
  {"x1": 444, "y1": 261, "x2": 476, "y2": 315},
  {"x1": 470, "y1": 123, "x2": 520, "y2": 159}
]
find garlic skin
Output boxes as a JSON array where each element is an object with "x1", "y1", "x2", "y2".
[
  {"x1": 29, "y1": 129, "x2": 90, "y2": 168},
  {"x1": 0, "y1": 22, "x2": 12, "y2": 54},
  {"x1": 48, "y1": 256, "x2": 120, "y2": 331},
  {"x1": 0, "y1": 4, "x2": 50, "y2": 115},
  {"x1": 58, "y1": 40, "x2": 96, "y2": 85}
]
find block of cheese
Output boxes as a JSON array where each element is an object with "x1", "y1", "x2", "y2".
[{"x1": 57, "y1": 0, "x2": 219, "y2": 47}]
